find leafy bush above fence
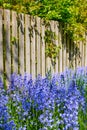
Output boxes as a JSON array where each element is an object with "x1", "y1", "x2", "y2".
[
  {"x1": 0, "y1": 0, "x2": 87, "y2": 42},
  {"x1": 0, "y1": 67, "x2": 87, "y2": 130}
]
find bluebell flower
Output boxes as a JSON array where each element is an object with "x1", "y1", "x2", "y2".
[{"x1": 0, "y1": 67, "x2": 87, "y2": 129}]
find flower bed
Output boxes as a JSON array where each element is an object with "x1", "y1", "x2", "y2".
[{"x1": 0, "y1": 67, "x2": 87, "y2": 130}]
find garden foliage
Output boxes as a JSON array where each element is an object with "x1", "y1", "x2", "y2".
[
  {"x1": 0, "y1": 0, "x2": 87, "y2": 42},
  {"x1": 0, "y1": 67, "x2": 87, "y2": 130}
]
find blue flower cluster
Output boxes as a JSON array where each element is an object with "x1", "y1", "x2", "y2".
[
  {"x1": 0, "y1": 78, "x2": 16, "y2": 130},
  {"x1": 0, "y1": 67, "x2": 87, "y2": 130}
]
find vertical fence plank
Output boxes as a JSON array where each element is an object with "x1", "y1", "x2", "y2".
[
  {"x1": 41, "y1": 19, "x2": 45, "y2": 77},
  {"x1": 73, "y1": 42, "x2": 75, "y2": 69},
  {"x1": 59, "y1": 23, "x2": 62, "y2": 73},
  {"x1": 25, "y1": 14, "x2": 31, "y2": 74},
  {"x1": 76, "y1": 42, "x2": 79, "y2": 68},
  {"x1": 50, "y1": 20, "x2": 55, "y2": 73},
  {"x1": 62, "y1": 26, "x2": 66, "y2": 71},
  {"x1": 64, "y1": 34, "x2": 67, "y2": 71},
  {"x1": 46, "y1": 49, "x2": 51, "y2": 73},
  {"x1": 69, "y1": 40, "x2": 72, "y2": 68},
  {"x1": 61, "y1": 25, "x2": 64, "y2": 72},
  {"x1": 66, "y1": 35, "x2": 69, "y2": 68},
  {"x1": 78, "y1": 42, "x2": 81, "y2": 67},
  {"x1": 80, "y1": 41, "x2": 83, "y2": 66},
  {"x1": 36, "y1": 17, "x2": 41, "y2": 75},
  {"x1": 81, "y1": 42, "x2": 84, "y2": 67},
  {"x1": 54, "y1": 21, "x2": 59, "y2": 73},
  {"x1": 79, "y1": 41, "x2": 81, "y2": 67},
  {"x1": 85, "y1": 33, "x2": 87, "y2": 66},
  {"x1": 84, "y1": 43, "x2": 86, "y2": 67},
  {"x1": 19, "y1": 13, "x2": 24, "y2": 74},
  {"x1": 12, "y1": 11, "x2": 18, "y2": 73},
  {"x1": 31, "y1": 16, "x2": 36, "y2": 78},
  {"x1": 4, "y1": 9, "x2": 11, "y2": 81},
  {"x1": 71, "y1": 41, "x2": 75, "y2": 69},
  {"x1": 45, "y1": 21, "x2": 51, "y2": 73},
  {"x1": 74, "y1": 42, "x2": 77, "y2": 69},
  {"x1": 0, "y1": 9, "x2": 3, "y2": 76},
  {"x1": 83, "y1": 34, "x2": 85, "y2": 67}
]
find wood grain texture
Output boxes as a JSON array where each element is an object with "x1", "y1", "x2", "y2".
[
  {"x1": 12, "y1": 11, "x2": 18, "y2": 73},
  {"x1": 0, "y1": 9, "x2": 3, "y2": 75},
  {"x1": 41, "y1": 19, "x2": 45, "y2": 77},
  {"x1": 4, "y1": 9, "x2": 11, "y2": 80},
  {"x1": 19, "y1": 13, "x2": 24, "y2": 74},
  {"x1": 59, "y1": 23, "x2": 62, "y2": 73},
  {"x1": 36, "y1": 17, "x2": 41, "y2": 75},
  {"x1": 25, "y1": 14, "x2": 31, "y2": 74},
  {"x1": 31, "y1": 16, "x2": 36, "y2": 78},
  {"x1": 54, "y1": 21, "x2": 59, "y2": 73}
]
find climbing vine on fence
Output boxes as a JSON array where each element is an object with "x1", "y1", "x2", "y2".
[{"x1": 44, "y1": 29, "x2": 61, "y2": 64}]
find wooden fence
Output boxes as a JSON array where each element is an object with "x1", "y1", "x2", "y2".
[{"x1": 0, "y1": 9, "x2": 87, "y2": 81}]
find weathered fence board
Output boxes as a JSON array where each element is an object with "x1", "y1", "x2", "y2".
[
  {"x1": 66, "y1": 35, "x2": 69, "y2": 68},
  {"x1": 85, "y1": 34, "x2": 87, "y2": 66},
  {"x1": 82, "y1": 35, "x2": 85, "y2": 66},
  {"x1": 71, "y1": 40, "x2": 75, "y2": 69},
  {"x1": 19, "y1": 13, "x2": 25, "y2": 74},
  {"x1": 80, "y1": 41, "x2": 83, "y2": 66},
  {"x1": 36, "y1": 17, "x2": 41, "y2": 75},
  {"x1": 45, "y1": 21, "x2": 52, "y2": 73},
  {"x1": 41, "y1": 19, "x2": 45, "y2": 77},
  {"x1": 0, "y1": 9, "x2": 87, "y2": 82},
  {"x1": 59, "y1": 23, "x2": 63, "y2": 73},
  {"x1": 12, "y1": 11, "x2": 18, "y2": 73},
  {"x1": 31, "y1": 16, "x2": 36, "y2": 78},
  {"x1": 63, "y1": 31, "x2": 67, "y2": 71},
  {"x1": 25, "y1": 14, "x2": 31, "y2": 74},
  {"x1": 0, "y1": 9, "x2": 3, "y2": 76},
  {"x1": 50, "y1": 20, "x2": 55, "y2": 73},
  {"x1": 4, "y1": 9, "x2": 11, "y2": 80},
  {"x1": 54, "y1": 21, "x2": 59, "y2": 73}
]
